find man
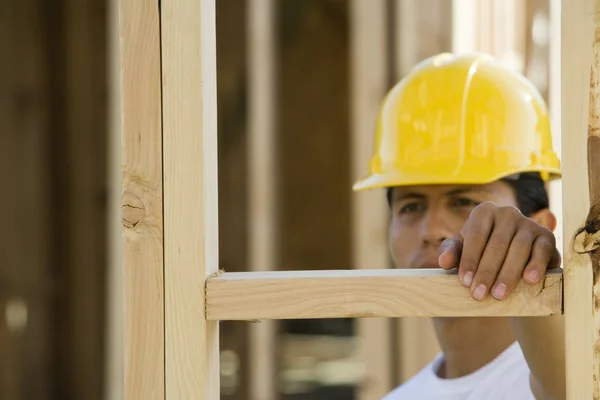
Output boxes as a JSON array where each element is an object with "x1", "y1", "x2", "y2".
[{"x1": 353, "y1": 53, "x2": 565, "y2": 399}]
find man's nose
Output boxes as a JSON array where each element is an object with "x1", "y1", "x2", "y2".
[{"x1": 420, "y1": 210, "x2": 451, "y2": 246}]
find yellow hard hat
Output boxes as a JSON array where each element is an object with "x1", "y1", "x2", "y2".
[{"x1": 353, "y1": 53, "x2": 561, "y2": 191}]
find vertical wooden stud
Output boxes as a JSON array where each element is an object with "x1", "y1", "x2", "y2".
[
  {"x1": 350, "y1": 1, "x2": 393, "y2": 398},
  {"x1": 452, "y1": 0, "x2": 526, "y2": 73},
  {"x1": 452, "y1": 0, "x2": 477, "y2": 54},
  {"x1": 561, "y1": 0, "x2": 599, "y2": 398},
  {"x1": 392, "y1": 0, "x2": 443, "y2": 385},
  {"x1": 394, "y1": 0, "x2": 418, "y2": 81},
  {"x1": 549, "y1": 0, "x2": 563, "y2": 256},
  {"x1": 247, "y1": 0, "x2": 278, "y2": 399},
  {"x1": 161, "y1": 0, "x2": 220, "y2": 398},
  {"x1": 119, "y1": 0, "x2": 164, "y2": 398}
]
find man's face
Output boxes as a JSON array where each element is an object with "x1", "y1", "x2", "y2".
[{"x1": 388, "y1": 181, "x2": 519, "y2": 269}]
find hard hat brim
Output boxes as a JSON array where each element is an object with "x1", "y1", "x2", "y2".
[{"x1": 352, "y1": 168, "x2": 562, "y2": 192}]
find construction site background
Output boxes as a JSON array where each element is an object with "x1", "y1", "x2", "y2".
[{"x1": 0, "y1": 1, "x2": 559, "y2": 399}]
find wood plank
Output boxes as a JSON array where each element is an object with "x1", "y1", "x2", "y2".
[
  {"x1": 247, "y1": 0, "x2": 277, "y2": 399},
  {"x1": 160, "y1": 0, "x2": 220, "y2": 398},
  {"x1": 452, "y1": 0, "x2": 477, "y2": 53},
  {"x1": 453, "y1": 0, "x2": 526, "y2": 73},
  {"x1": 349, "y1": 1, "x2": 393, "y2": 398},
  {"x1": 206, "y1": 269, "x2": 563, "y2": 321},
  {"x1": 561, "y1": 0, "x2": 599, "y2": 398},
  {"x1": 119, "y1": 0, "x2": 164, "y2": 398},
  {"x1": 392, "y1": 0, "x2": 450, "y2": 384},
  {"x1": 548, "y1": 0, "x2": 563, "y2": 257}
]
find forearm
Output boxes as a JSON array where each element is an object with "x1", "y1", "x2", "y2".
[{"x1": 511, "y1": 315, "x2": 565, "y2": 400}]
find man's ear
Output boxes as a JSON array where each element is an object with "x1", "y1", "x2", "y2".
[{"x1": 530, "y1": 208, "x2": 557, "y2": 231}]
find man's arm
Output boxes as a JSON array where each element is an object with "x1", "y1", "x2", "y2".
[
  {"x1": 438, "y1": 201, "x2": 566, "y2": 399},
  {"x1": 512, "y1": 315, "x2": 566, "y2": 400}
]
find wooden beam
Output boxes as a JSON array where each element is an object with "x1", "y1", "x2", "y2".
[
  {"x1": 561, "y1": 0, "x2": 600, "y2": 398},
  {"x1": 394, "y1": 0, "x2": 417, "y2": 80},
  {"x1": 453, "y1": 0, "x2": 526, "y2": 73},
  {"x1": 392, "y1": 0, "x2": 450, "y2": 384},
  {"x1": 452, "y1": 0, "x2": 477, "y2": 54},
  {"x1": 119, "y1": 0, "x2": 164, "y2": 398},
  {"x1": 548, "y1": 0, "x2": 563, "y2": 257},
  {"x1": 350, "y1": 0, "x2": 393, "y2": 398},
  {"x1": 160, "y1": 0, "x2": 220, "y2": 398},
  {"x1": 247, "y1": 0, "x2": 277, "y2": 399},
  {"x1": 206, "y1": 269, "x2": 563, "y2": 321}
]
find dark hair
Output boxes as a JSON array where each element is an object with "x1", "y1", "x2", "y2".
[
  {"x1": 501, "y1": 172, "x2": 549, "y2": 217},
  {"x1": 385, "y1": 172, "x2": 549, "y2": 217}
]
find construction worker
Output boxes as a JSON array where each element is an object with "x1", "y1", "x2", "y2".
[{"x1": 353, "y1": 53, "x2": 565, "y2": 399}]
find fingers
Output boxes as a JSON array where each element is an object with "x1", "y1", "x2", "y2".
[
  {"x1": 490, "y1": 228, "x2": 535, "y2": 300},
  {"x1": 451, "y1": 203, "x2": 560, "y2": 302},
  {"x1": 456, "y1": 204, "x2": 494, "y2": 287},
  {"x1": 523, "y1": 233, "x2": 556, "y2": 284},
  {"x1": 469, "y1": 215, "x2": 517, "y2": 300},
  {"x1": 438, "y1": 236, "x2": 463, "y2": 270}
]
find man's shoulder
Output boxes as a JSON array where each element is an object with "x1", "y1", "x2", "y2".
[
  {"x1": 381, "y1": 343, "x2": 535, "y2": 400},
  {"x1": 382, "y1": 379, "x2": 424, "y2": 400},
  {"x1": 382, "y1": 358, "x2": 439, "y2": 400}
]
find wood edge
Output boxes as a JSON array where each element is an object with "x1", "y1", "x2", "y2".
[
  {"x1": 205, "y1": 269, "x2": 563, "y2": 321},
  {"x1": 207, "y1": 268, "x2": 563, "y2": 282}
]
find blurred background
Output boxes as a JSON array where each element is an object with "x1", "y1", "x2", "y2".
[{"x1": 0, "y1": 0, "x2": 562, "y2": 399}]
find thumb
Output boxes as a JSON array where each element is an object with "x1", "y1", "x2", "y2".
[{"x1": 438, "y1": 235, "x2": 463, "y2": 270}]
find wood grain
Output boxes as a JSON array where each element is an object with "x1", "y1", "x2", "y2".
[
  {"x1": 206, "y1": 269, "x2": 563, "y2": 321},
  {"x1": 119, "y1": 0, "x2": 164, "y2": 398},
  {"x1": 350, "y1": 1, "x2": 394, "y2": 398},
  {"x1": 160, "y1": 0, "x2": 220, "y2": 398},
  {"x1": 561, "y1": 0, "x2": 598, "y2": 398},
  {"x1": 247, "y1": 1, "x2": 277, "y2": 399},
  {"x1": 393, "y1": 0, "x2": 450, "y2": 384}
]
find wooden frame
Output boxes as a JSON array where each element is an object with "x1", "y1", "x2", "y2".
[
  {"x1": 247, "y1": 0, "x2": 277, "y2": 398},
  {"x1": 206, "y1": 269, "x2": 562, "y2": 320},
  {"x1": 561, "y1": 0, "x2": 600, "y2": 397},
  {"x1": 350, "y1": 1, "x2": 394, "y2": 398},
  {"x1": 117, "y1": 0, "x2": 599, "y2": 398}
]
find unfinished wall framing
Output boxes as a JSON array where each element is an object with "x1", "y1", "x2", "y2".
[
  {"x1": 561, "y1": 0, "x2": 600, "y2": 397},
  {"x1": 116, "y1": 0, "x2": 600, "y2": 399}
]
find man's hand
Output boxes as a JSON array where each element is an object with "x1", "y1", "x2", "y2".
[{"x1": 437, "y1": 201, "x2": 561, "y2": 301}]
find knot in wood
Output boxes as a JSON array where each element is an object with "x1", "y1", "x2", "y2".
[
  {"x1": 574, "y1": 217, "x2": 600, "y2": 254},
  {"x1": 122, "y1": 192, "x2": 145, "y2": 228}
]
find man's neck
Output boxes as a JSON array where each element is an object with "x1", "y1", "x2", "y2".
[{"x1": 432, "y1": 317, "x2": 516, "y2": 379}]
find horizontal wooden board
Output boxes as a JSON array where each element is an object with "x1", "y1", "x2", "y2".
[{"x1": 206, "y1": 268, "x2": 563, "y2": 320}]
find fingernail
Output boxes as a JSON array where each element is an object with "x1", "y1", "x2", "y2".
[
  {"x1": 526, "y1": 270, "x2": 540, "y2": 283},
  {"x1": 473, "y1": 284, "x2": 487, "y2": 301},
  {"x1": 492, "y1": 283, "x2": 507, "y2": 300},
  {"x1": 462, "y1": 271, "x2": 473, "y2": 287}
]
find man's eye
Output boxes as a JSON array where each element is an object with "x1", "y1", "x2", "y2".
[
  {"x1": 454, "y1": 197, "x2": 479, "y2": 208},
  {"x1": 399, "y1": 202, "x2": 423, "y2": 214}
]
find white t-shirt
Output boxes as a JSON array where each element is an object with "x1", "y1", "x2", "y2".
[{"x1": 383, "y1": 341, "x2": 535, "y2": 400}]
